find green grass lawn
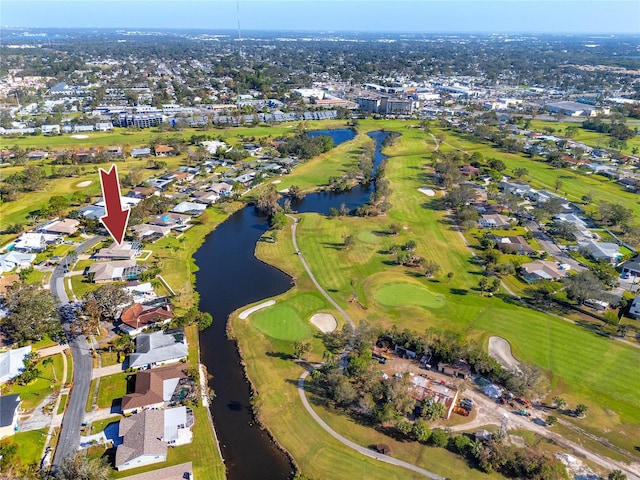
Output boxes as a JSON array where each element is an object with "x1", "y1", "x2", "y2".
[
  {"x1": 249, "y1": 120, "x2": 640, "y2": 464},
  {"x1": 374, "y1": 283, "x2": 445, "y2": 308},
  {"x1": 96, "y1": 372, "x2": 132, "y2": 409},
  {"x1": 12, "y1": 428, "x2": 47, "y2": 468},
  {"x1": 90, "y1": 416, "x2": 120, "y2": 435},
  {"x1": 252, "y1": 304, "x2": 313, "y2": 341},
  {"x1": 86, "y1": 378, "x2": 98, "y2": 412},
  {"x1": 5, "y1": 353, "x2": 65, "y2": 410},
  {"x1": 57, "y1": 393, "x2": 68, "y2": 415}
]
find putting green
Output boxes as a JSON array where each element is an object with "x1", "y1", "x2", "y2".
[
  {"x1": 252, "y1": 304, "x2": 312, "y2": 341},
  {"x1": 356, "y1": 230, "x2": 381, "y2": 244},
  {"x1": 374, "y1": 283, "x2": 445, "y2": 309}
]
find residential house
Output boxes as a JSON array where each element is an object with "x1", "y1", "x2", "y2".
[
  {"x1": 78, "y1": 205, "x2": 106, "y2": 220},
  {"x1": 41, "y1": 124, "x2": 61, "y2": 135},
  {"x1": 115, "y1": 409, "x2": 166, "y2": 470},
  {"x1": 628, "y1": 296, "x2": 640, "y2": 319},
  {"x1": 41, "y1": 219, "x2": 80, "y2": 236},
  {"x1": 26, "y1": 150, "x2": 48, "y2": 161},
  {"x1": 115, "y1": 406, "x2": 193, "y2": 471},
  {"x1": 121, "y1": 364, "x2": 187, "y2": 415},
  {"x1": 0, "y1": 346, "x2": 32, "y2": 384},
  {"x1": 0, "y1": 394, "x2": 21, "y2": 440},
  {"x1": 130, "y1": 147, "x2": 152, "y2": 158},
  {"x1": 621, "y1": 256, "x2": 640, "y2": 278},
  {"x1": 409, "y1": 374, "x2": 458, "y2": 419},
  {"x1": 0, "y1": 274, "x2": 19, "y2": 295},
  {"x1": 171, "y1": 172, "x2": 194, "y2": 184},
  {"x1": 495, "y1": 236, "x2": 535, "y2": 255},
  {"x1": 95, "y1": 122, "x2": 114, "y2": 132},
  {"x1": 146, "y1": 178, "x2": 173, "y2": 190},
  {"x1": 129, "y1": 330, "x2": 188, "y2": 370},
  {"x1": 554, "y1": 213, "x2": 594, "y2": 240},
  {"x1": 460, "y1": 165, "x2": 480, "y2": 177},
  {"x1": 0, "y1": 252, "x2": 36, "y2": 274},
  {"x1": 171, "y1": 202, "x2": 206, "y2": 216},
  {"x1": 478, "y1": 214, "x2": 511, "y2": 229},
  {"x1": 104, "y1": 146, "x2": 123, "y2": 158},
  {"x1": 437, "y1": 359, "x2": 472, "y2": 379},
  {"x1": 154, "y1": 145, "x2": 175, "y2": 157},
  {"x1": 125, "y1": 187, "x2": 155, "y2": 199},
  {"x1": 94, "y1": 242, "x2": 141, "y2": 261},
  {"x1": 191, "y1": 191, "x2": 219, "y2": 205},
  {"x1": 150, "y1": 213, "x2": 190, "y2": 228},
  {"x1": 123, "y1": 281, "x2": 157, "y2": 304},
  {"x1": 520, "y1": 260, "x2": 569, "y2": 283},
  {"x1": 209, "y1": 182, "x2": 233, "y2": 197},
  {"x1": 578, "y1": 240, "x2": 622, "y2": 264},
  {"x1": 88, "y1": 260, "x2": 139, "y2": 283},
  {"x1": 13, "y1": 232, "x2": 60, "y2": 252},
  {"x1": 132, "y1": 224, "x2": 171, "y2": 242},
  {"x1": 119, "y1": 304, "x2": 173, "y2": 336}
]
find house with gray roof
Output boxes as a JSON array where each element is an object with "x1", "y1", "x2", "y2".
[
  {"x1": 115, "y1": 406, "x2": 193, "y2": 471},
  {"x1": 578, "y1": 240, "x2": 622, "y2": 264},
  {"x1": 129, "y1": 330, "x2": 188, "y2": 370},
  {"x1": 0, "y1": 252, "x2": 36, "y2": 274},
  {"x1": 0, "y1": 394, "x2": 21, "y2": 440},
  {"x1": 115, "y1": 409, "x2": 166, "y2": 470},
  {"x1": 88, "y1": 259, "x2": 139, "y2": 283},
  {"x1": 0, "y1": 346, "x2": 32, "y2": 384}
]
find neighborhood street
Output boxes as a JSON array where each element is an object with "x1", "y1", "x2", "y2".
[
  {"x1": 50, "y1": 235, "x2": 103, "y2": 469},
  {"x1": 526, "y1": 221, "x2": 585, "y2": 272}
]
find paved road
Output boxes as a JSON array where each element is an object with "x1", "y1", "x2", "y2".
[
  {"x1": 51, "y1": 235, "x2": 103, "y2": 468},
  {"x1": 288, "y1": 215, "x2": 355, "y2": 330},
  {"x1": 526, "y1": 221, "x2": 585, "y2": 272},
  {"x1": 298, "y1": 371, "x2": 444, "y2": 479}
]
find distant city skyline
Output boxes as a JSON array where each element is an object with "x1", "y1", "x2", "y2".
[{"x1": 2, "y1": 0, "x2": 639, "y2": 34}]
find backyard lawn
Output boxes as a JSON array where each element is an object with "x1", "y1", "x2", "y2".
[{"x1": 5, "y1": 353, "x2": 65, "y2": 410}]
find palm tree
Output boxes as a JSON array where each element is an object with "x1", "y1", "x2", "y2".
[{"x1": 43, "y1": 356, "x2": 56, "y2": 382}]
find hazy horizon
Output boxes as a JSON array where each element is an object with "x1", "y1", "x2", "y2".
[{"x1": 2, "y1": 0, "x2": 639, "y2": 35}]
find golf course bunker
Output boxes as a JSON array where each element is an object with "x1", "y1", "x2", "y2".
[
  {"x1": 418, "y1": 187, "x2": 435, "y2": 196},
  {"x1": 252, "y1": 304, "x2": 312, "y2": 341},
  {"x1": 374, "y1": 283, "x2": 445, "y2": 309},
  {"x1": 75, "y1": 180, "x2": 92, "y2": 188},
  {"x1": 71, "y1": 134, "x2": 89, "y2": 139},
  {"x1": 488, "y1": 336, "x2": 522, "y2": 373},
  {"x1": 310, "y1": 313, "x2": 337, "y2": 333}
]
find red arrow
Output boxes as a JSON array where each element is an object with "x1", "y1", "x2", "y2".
[{"x1": 99, "y1": 164, "x2": 130, "y2": 245}]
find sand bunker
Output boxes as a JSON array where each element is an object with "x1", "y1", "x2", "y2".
[
  {"x1": 71, "y1": 134, "x2": 89, "y2": 139},
  {"x1": 76, "y1": 180, "x2": 92, "y2": 188},
  {"x1": 239, "y1": 300, "x2": 276, "y2": 319},
  {"x1": 272, "y1": 180, "x2": 282, "y2": 184},
  {"x1": 488, "y1": 336, "x2": 522, "y2": 373},
  {"x1": 310, "y1": 313, "x2": 337, "y2": 333},
  {"x1": 418, "y1": 187, "x2": 435, "y2": 197}
]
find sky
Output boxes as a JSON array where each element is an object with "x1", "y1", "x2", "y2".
[{"x1": 2, "y1": 0, "x2": 639, "y2": 34}]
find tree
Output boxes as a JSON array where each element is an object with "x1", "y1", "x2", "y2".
[
  {"x1": 411, "y1": 419, "x2": 431, "y2": 443},
  {"x1": 479, "y1": 276, "x2": 491, "y2": 296},
  {"x1": 83, "y1": 285, "x2": 131, "y2": 320},
  {"x1": 293, "y1": 341, "x2": 311, "y2": 359},
  {"x1": 513, "y1": 167, "x2": 529, "y2": 180},
  {"x1": 388, "y1": 223, "x2": 402, "y2": 235},
  {"x1": 421, "y1": 399, "x2": 447, "y2": 420},
  {"x1": 608, "y1": 470, "x2": 627, "y2": 480},
  {"x1": 56, "y1": 451, "x2": 111, "y2": 480},
  {"x1": 424, "y1": 260, "x2": 441, "y2": 278},
  {"x1": 546, "y1": 415, "x2": 558, "y2": 426},
  {"x1": 43, "y1": 356, "x2": 56, "y2": 382},
  {"x1": 343, "y1": 234, "x2": 354, "y2": 250},
  {"x1": 563, "y1": 271, "x2": 604, "y2": 305},
  {"x1": 3, "y1": 283, "x2": 60, "y2": 343},
  {"x1": 429, "y1": 427, "x2": 448, "y2": 447},
  {"x1": 550, "y1": 221, "x2": 578, "y2": 240},
  {"x1": 112, "y1": 334, "x2": 135, "y2": 362},
  {"x1": 554, "y1": 178, "x2": 563, "y2": 193},
  {"x1": 446, "y1": 272, "x2": 454, "y2": 283},
  {"x1": 598, "y1": 201, "x2": 633, "y2": 227},
  {"x1": 255, "y1": 184, "x2": 281, "y2": 217},
  {"x1": 386, "y1": 375, "x2": 415, "y2": 415},
  {"x1": 16, "y1": 351, "x2": 40, "y2": 385},
  {"x1": 288, "y1": 184, "x2": 305, "y2": 201},
  {"x1": 552, "y1": 396, "x2": 566, "y2": 409},
  {"x1": 575, "y1": 403, "x2": 588, "y2": 417}
]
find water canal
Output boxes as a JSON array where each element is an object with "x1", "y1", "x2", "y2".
[{"x1": 195, "y1": 130, "x2": 389, "y2": 480}]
